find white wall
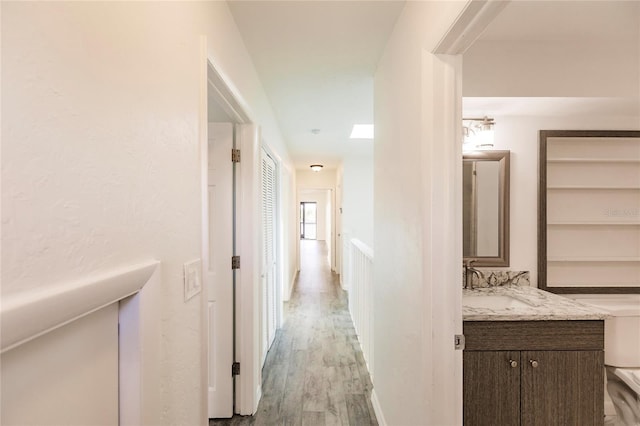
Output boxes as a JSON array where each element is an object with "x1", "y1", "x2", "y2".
[
  {"x1": 325, "y1": 190, "x2": 332, "y2": 244},
  {"x1": 373, "y1": 2, "x2": 467, "y2": 424},
  {"x1": 2, "y1": 2, "x2": 292, "y2": 424},
  {"x1": 486, "y1": 113, "x2": 640, "y2": 287},
  {"x1": 461, "y1": 2, "x2": 639, "y2": 288},
  {"x1": 281, "y1": 165, "x2": 298, "y2": 301},
  {"x1": 464, "y1": 40, "x2": 640, "y2": 97},
  {"x1": 297, "y1": 168, "x2": 337, "y2": 189},
  {"x1": 1, "y1": 305, "x2": 119, "y2": 425},
  {"x1": 341, "y1": 156, "x2": 373, "y2": 248}
]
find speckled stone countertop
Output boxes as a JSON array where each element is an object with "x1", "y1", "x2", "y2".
[{"x1": 463, "y1": 285, "x2": 610, "y2": 321}]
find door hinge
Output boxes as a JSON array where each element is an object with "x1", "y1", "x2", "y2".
[
  {"x1": 232, "y1": 362, "x2": 240, "y2": 376},
  {"x1": 232, "y1": 149, "x2": 241, "y2": 163},
  {"x1": 232, "y1": 255, "x2": 240, "y2": 270},
  {"x1": 455, "y1": 334, "x2": 465, "y2": 350}
]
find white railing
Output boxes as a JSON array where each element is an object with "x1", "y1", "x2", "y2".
[{"x1": 344, "y1": 238, "x2": 374, "y2": 378}]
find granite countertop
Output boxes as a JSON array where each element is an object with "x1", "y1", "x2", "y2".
[{"x1": 463, "y1": 285, "x2": 610, "y2": 321}]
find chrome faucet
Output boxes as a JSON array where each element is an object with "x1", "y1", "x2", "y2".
[{"x1": 464, "y1": 260, "x2": 482, "y2": 289}]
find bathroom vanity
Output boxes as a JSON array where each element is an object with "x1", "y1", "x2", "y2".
[{"x1": 463, "y1": 286, "x2": 609, "y2": 426}]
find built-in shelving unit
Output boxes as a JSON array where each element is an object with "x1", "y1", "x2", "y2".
[{"x1": 539, "y1": 130, "x2": 640, "y2": 294}]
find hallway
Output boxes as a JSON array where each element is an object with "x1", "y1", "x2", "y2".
[{"x1": 212, "y1": 240, "x2": 377, "y2": 425}]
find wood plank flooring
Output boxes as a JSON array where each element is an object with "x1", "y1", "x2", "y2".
[{"x1": 210, "y1": 240, "x2": 377, "y2": 426}]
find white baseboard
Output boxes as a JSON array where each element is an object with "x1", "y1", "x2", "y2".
[
  {"x1": 371, "y1": 389, "x2": 387, "y2": 426},
  {"x1": 254, "y1": 384, "x2": 262, "y2": 415},
  {"x1": 287, "y1": 271, "x2": 298, "y2": 300}
]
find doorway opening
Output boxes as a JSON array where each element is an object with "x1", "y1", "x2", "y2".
[{"x1": 300, "y1": 202, "x2": 317, "y2": 240}]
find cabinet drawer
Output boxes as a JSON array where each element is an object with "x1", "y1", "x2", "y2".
[{"x1": 464, "y1": 320, "x2": 604, "y2": 351}]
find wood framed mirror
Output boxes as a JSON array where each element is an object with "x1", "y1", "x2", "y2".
[{"x1": 463, "y1": 150, "x2": 510, "y2": 267}]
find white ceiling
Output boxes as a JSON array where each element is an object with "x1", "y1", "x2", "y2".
[
  {"x1": 227, "y1": 1, "x2": 405, "y2": 168},
  {"x1": 463, "y1": 97, "x2": 640, "y2": 118},
  {"x1": 479, "y1": 1, "x2": 639, "y2": 42},
  {"x1": 464, "y1": 0, "x2": 640, "y2": 117},
  {"x1": 223, "y1": 1, "x2": 639, "y2": 168}
]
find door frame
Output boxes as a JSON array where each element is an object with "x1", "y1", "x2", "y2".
[
  {"x1": 416, "y1": 2, "x2": 509, "y2": 424},
  {"x1": 203, "y1": 54, "x2": 263, "y2": 417},
  {"x1": 299, "y1": 201, "x2": 318, "y2": 240}
]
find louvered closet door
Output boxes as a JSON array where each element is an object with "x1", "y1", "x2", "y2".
[{"x1": 261, "y1": 150, "x2": 278, "y2": 360}]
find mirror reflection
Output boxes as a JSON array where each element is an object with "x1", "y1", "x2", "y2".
[{"x1": 463, "y1": 150, "x2": 510, "y2": 267}]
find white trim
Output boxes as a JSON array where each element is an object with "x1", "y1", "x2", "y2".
[
  {"x1": 200, "y1": 36, "x2": 210, "y2": 425},
  {"x1": 206, "y1": 59, "x2": 259, "y2": 416},
  {"x1": 207, "y1": 59, "x2": 252, "y2": 125},
  {"x1": 287, "y1": 270, "x2": 298, "y2": 301},
  {"x1": 371, "y1": 389, "x2": 387, "y2": 426},
  {"x1": 118, "y1": 266, "x2": 162, "y2": 426},
  {"x1": 421, "y1": 52, "x2": 464, "y2": 425},
  {"x1": 0, "y1": 260, "x2": 159, "y2": 354},
  {"x1": 433, "y1": 0, "x2": 509, "y2": 55}
]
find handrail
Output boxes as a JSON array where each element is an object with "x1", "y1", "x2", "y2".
[
  {"x1": 1, "y1": 260, "x2": 159, "y2": 353},
  {"x1": 350, "y1": 238, "x2": 373, "y2": 259}
]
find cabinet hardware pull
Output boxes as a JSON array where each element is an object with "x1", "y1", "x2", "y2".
[
  {"x1": 529, "y1": 360, "x2": 539, "y2": 368},
  {"x1": 509, "y1": 360, "x2": 518, "y2": 368}
]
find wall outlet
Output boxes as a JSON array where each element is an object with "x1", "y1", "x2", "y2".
[{"x1": 183, "y1": 259, "x2": 202, "y2": 302}]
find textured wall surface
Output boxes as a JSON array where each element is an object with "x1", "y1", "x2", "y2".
[
  {"x1": 2, "y1": 2, "x2": 291, "y2": 425},
  {"x1": 341, "y1": 156, "x2": 373, "y2": 248},
  {"x1": 373, "y1": 1, "x2": 467, "y2": 424}
]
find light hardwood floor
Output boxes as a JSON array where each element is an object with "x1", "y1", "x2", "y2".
[{"x1": 210, "y1": 240, "x2": 377, "y2": 426}]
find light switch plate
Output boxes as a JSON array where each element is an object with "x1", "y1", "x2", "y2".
[{"x1": 183, "y1": 259, "x2": 202, "y2": 302}]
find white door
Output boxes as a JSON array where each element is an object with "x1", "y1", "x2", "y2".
[
  {"x1": 261, "y1": 150, "x2": 277, "y2": 360},
  {"x1": 207, "y1": 123, "x2": 233, "y2": 418}
]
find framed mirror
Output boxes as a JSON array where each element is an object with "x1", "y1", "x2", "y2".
[{"x1": 463, "y1": 150, "x2": 510, "y2": 267}]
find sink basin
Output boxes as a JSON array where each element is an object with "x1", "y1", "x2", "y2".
[{"x1": 463, "y1": 294, "x2": 533, "y2": 309}]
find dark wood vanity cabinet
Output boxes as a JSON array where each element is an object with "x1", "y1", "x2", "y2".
[{"x1": 463, "y1": 321, "x2": 604, "y2": 426}]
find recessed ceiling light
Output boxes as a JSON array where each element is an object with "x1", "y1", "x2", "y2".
[
  {"x1": 310, "y1": 164, "x2": 323, "y2": 172},
  {"x1": 350, "y1": 124, "x2": 374, "y2": 139}
]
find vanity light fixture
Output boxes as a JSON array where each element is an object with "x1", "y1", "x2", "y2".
[
  {"x1": 463, "y1": 116, "x2": 495, "y2": 151},
  {"x1": 310, "y1": 164, "x2": 323, "y2": 172}
]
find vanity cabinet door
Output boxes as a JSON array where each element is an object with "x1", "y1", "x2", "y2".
[
  {"x1": 521, "y1": 350, "x2": 604, "y2": 426},
  {"x1": 463, "y1": 351, "x2": 521, "y2": 426}
]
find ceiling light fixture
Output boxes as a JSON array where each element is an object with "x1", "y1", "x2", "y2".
[
  {"x1": 310, "y1": 164, "x2": 323, "y2": 172},
  {"x1": 350, "y1": 124, "x2": 374, "y2": 139}
]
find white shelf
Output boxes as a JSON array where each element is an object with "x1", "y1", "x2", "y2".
[
  {"x1": 547, "y1": 282, "x2": 640, "y2": 288},
  {"x1": 548, "y1": 257, "x2": 640, "y2": 263},
  {"x1": 547, "y1": 185, "x2": 640, "y2": 190},
  {"x1": 547, "y1": 158, "x2": 640, "y2": 164},
  {"x1": 544, "y1": 133, "x2": 640, "y2": 291},
  {"x1": 547, "y1": 221, "x2": 640, "y2": 226}
]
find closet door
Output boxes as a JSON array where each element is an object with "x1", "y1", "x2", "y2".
[{"x1": 261, "y1": 150, "x2": 277, "y2": 359}]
